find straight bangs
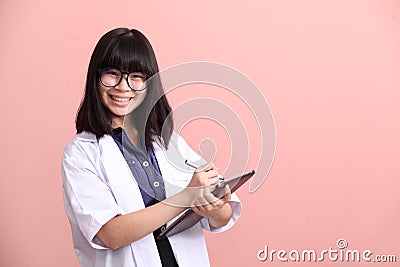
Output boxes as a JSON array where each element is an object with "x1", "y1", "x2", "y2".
[
  {"x1": 77, "y1": 27, "x2": 172, "y2": 148},
  {"x1": 100, "y1": 33, "x2": 153, "y2": 76}
]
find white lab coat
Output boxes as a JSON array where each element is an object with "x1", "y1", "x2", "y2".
[{"x1": 62, "y1": 131, "x2": 241, "y2": 267}]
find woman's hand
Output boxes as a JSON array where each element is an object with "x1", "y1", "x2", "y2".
[
  {"x1": 187, "y1": 162, "x2": 219, "y2": 188},
  {"x1": 191, "y1": 185, "x2": 233, "y2": 228},
  {"x1": 96, "y1": 162, "x2": 232, "y2": 250},
  {"x1": 182, "y1": 162, "x2": 219, "y2": 205},
  {"x1": 184, "y1": 162, "x2": 234, "y2": 228}
]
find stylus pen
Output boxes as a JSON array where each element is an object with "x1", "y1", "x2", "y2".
[
  {"x1": 185, "y1": 159, "x2": 224, "y2": 183},
  {"x1": 184, "y1": 159, "x2": 200, "y2": 169}
]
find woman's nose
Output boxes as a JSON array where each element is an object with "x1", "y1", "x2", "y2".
[{"x1": 115, "y1": 75, "x2": 131, "y2": 91}]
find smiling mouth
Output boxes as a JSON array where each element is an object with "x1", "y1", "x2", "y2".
[{"x1": 110, "y1": 95, "x2": 133, "y2": 102}]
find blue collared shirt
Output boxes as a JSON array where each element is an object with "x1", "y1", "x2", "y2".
[{"x1": 111, "y1": 127, "x2": 166, "y2": 207}]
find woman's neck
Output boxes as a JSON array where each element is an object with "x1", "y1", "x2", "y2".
[{"x1": 112, "y1": 117, "x2": 140, "y2": 147}]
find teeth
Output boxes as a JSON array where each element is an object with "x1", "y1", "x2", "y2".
[{"x1": 111, "y1": 96, "x2": 131, "y2": 102}]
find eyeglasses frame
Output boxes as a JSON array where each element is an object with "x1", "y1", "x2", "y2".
[{"x1": 98, "y1": 68, "x2": 149, "y2": 91}]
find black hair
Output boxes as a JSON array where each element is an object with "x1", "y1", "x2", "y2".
[{"x1": 76, "y1": 28, "x2": 173, "y2": 149}]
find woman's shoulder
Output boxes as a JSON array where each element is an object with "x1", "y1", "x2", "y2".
[
  {"x1": 63, "y1": 131, "x2": 100, "y2": 157},
  {"x1": 66, "y1": 131, "x2": 98, "y2": 145},
  {"x1": 168, "y1": 132, "x2": 201, "y2": 157},
  {"x1": 163, "y1": 131, "x2": 190, "y2": 150}
]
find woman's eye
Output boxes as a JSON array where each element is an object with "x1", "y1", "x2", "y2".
[
  {"x1": 130, "y1": 73, "x2": 146, "y2": 80},
  {"x1": 105, "y1": 69, "x2": 120, "y2": 76}
]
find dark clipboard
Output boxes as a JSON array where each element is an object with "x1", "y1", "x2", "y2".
[{"x1": 157, "y1": 170, "x2": 255, "y2": 240}]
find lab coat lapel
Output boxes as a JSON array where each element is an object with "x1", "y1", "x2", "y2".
[
  {"x1": 153, "y1": 135, "x2": 193, "y2": 198},
  {"x1": 99, "y1": 135, "x2": 163, "y2": 266},
  {"x1": 98, "y1": 135, "x2": 145, "y2": 213}
]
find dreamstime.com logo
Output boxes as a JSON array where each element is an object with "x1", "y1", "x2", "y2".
[{"x1": 257, "y1": 238, "x2": 397, "y2": 263}]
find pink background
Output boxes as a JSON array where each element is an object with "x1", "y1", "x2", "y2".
[{"x1": 1, "y1": 0, "x2": 399, "y2": 266}]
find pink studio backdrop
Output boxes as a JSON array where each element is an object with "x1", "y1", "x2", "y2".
[{"x1": 1, "y1": 0, "x2": 399, "y2": 266}]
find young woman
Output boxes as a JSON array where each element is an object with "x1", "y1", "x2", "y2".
[{"x1": 62, "y1": 28, "x2": 242, "y2": 267}]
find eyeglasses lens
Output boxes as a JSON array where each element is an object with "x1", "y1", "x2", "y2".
[{"x1": 100, "y1": 68, "x2": 147, "y2": 91}]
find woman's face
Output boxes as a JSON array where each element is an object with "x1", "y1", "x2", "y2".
[{"x1": 98, "y1": 73, "x2": 147, "y2": 128}]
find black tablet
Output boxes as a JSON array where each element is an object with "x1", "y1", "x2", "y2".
[{"x1": 157, "y1": 170, "x2": 255, "y2": 240}]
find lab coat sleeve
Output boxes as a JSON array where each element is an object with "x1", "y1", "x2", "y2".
[
  {"x1": 62, "y1": 140, "x2": 125, "y2": 249},
  {"x1": 199, "y1": 194, "x2": 242, "y2": 233},
  {"x1": 176, "y1": 134, "x2": 243, "y2": 233}
]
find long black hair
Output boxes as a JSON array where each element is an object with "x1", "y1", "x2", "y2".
[{"x1": 76, "y1": 28, "x2": 173, "y2": 149}]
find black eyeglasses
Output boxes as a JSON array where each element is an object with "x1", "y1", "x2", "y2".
[{"x1": 99, "y1": 68, "x2": 149, "y2": 91}]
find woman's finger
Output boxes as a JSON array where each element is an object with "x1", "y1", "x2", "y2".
[{"x1": 196, "y1": 162, "x2": 216, "y2": 172}]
